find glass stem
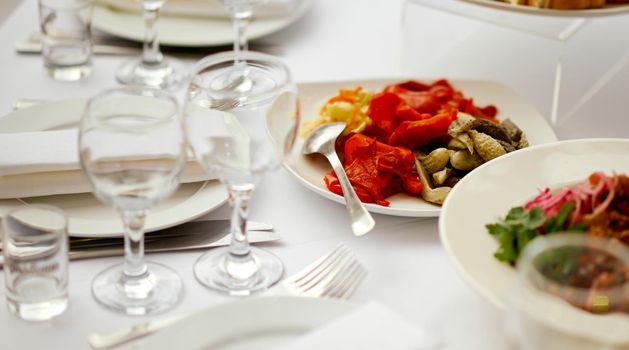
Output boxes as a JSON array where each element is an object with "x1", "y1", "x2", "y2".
[
  {"x1": 225, "y1": 184, "x2": 257, "y2": 281},
  {"x1": 142, "y1": 6, "x2": 163, "y2": 67},
  {"x1": 231, "y1": 6, "x2": 253, "y2": 70},
  {"x1": 121, "y1": 211, "x2": 148, "y2": 278}
]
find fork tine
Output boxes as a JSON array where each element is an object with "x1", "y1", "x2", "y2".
[
  {"x1": 282, "y1": 244, "x2": 345, "y2": 284},
  {"x1": 290, "y1": 247, "x2": 354, "y2": 294},
  {"x1": 321, "y1": 260, "x2": 358, "y2": 298},
  {"x1": 284, "y1": 244, "x2": 351, "y2": 288},
  {"x1": 338, "y1": 266, "x2": 367, "y2": 300},
  {"x1": 320, "y1": 260, "x2": 363, "y2": 299}
]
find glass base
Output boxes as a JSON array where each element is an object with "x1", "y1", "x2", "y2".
[
  {"x1": 116, "y1": 57, "x2": 187, "y2": 90},
  {"x1": 7, "y1": 295, "x2": 68, "y2": 322},
  {"x1": 91, "y1": 261, "x2": 183, "y2": 315},
  {"x1": 194, "y1": 246, "x2": 284, "y2": 296},
  {"x1": 46, "y1": 64, "x2": 92, "y2": 81}
]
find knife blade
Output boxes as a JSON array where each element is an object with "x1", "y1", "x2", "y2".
[
  {"x1": 69, "y1": 219, "x2": 273, "y2": 248},
  {"x1": 67, "y1": 230, "x2": 280, "y2": 260}
]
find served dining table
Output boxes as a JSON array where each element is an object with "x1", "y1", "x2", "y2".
[{"x1": 0, "y1": 0, "x2": 628, "y2": 349}]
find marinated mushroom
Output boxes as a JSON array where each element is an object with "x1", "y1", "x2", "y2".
[{"x1": 414, "y1": 155, "x2": 451, "y2": 205}]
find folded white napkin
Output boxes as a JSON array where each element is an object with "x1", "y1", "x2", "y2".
[
  {"x1": 0, "y1": 129, "x2": 210, "y2": 199},
  {"x1": 275, "y1": 302, "x2": 440, "y2": 350},
  {"x1": 96, "y1": 0, "x2": 298, "y2": 19}
]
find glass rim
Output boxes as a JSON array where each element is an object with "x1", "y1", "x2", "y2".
[
  {"x1": 3, "y1": 204, "x2": 67, "y2": 236},
  {"x1": 83, "y1": 86, "x2": 180, "y2": 127},
  {"x1": 517, "y1": 233, "x2": 629, "y2": 294},
  {"x1": 4, "y1": 204, "x2": 66, "y2": 219},
  {"x1": 189, "y1": 51, "x2": 293, "y2": 108},
  {"x1": 38, "y1": 0, "x2": 94, "y2": 10}
]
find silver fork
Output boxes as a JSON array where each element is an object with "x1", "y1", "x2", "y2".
[
  {"x1": 270, "y1": 244, "x2": 368, "y2": 299},
  {"x1": 87, "y1": 243, "x2": 367, "y2": 350}
]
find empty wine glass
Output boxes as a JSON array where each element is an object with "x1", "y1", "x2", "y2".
[
  {"x1": 185, "y1": 51, "x2": 299, "y2": 296},
  {"x1": 79, "y1": 87, "x2": 186, "y2": 315},
  {"x1": 116, "y1": 0, "x2": 186, "y2": 90}
]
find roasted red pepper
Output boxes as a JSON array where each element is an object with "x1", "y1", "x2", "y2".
[
  {"x1": 385, "y1": 79, "x2": 498, "y2": 122},
  {"x1": 395, "y1": 104, "x2": 434, "y2": 123},
  {"x1": 324, "y1": 134, "x2": 422, "y2": 206},
  {"x1": 367, "y1": 92, "x2": 402, "y2": 135},
  {"x1": 388, "y1": 110, "x2": 457, "y2": 150}
]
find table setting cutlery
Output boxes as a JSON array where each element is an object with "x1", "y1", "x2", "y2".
[
  {"x1": 0, "y1": 219, "x2": 278, "y2": 268},
  {"x1": 87, "y1": 244, "x2": 367, "y2": 350},
  {"x1": 15, "y1": 31, "x2": 282, "y2": 57},
  {"x1": 302, "y1": 122, "x2": 375, "y2": 236}
]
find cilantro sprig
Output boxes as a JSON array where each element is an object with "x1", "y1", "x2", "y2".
[{"x1": 486, "y1": 203, "x2": 585, "y2": 265}]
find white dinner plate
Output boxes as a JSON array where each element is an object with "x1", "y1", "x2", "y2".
[
  {"x1": 287, "y1": 79, "x2": 558, "y2": 217},
  {"x1": 92, "y1": 0, "x2": 312, "y2": 47},
  {"x1": 459, "y1": 0, "x2": 629, "y2": 17},
  {"x1": 0, "y1": 99, "x2": 228, "y2": 238},
  {"x1": 439, "y1": 138, "x2": 629, "y2": 309},
  {"x1": 121, "y1": 296, "x2": 356, "y2": 350}
]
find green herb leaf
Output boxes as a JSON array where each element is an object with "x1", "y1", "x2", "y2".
[
  {"x1": 544, "y1": 202, "x2": 575, "y2": 233},
  {"x1": 526, "y1": 207, "x2": 546, "y2": 230},
  {"x1": 486, "y1": 206, "x2": 547, "y2": 265}
]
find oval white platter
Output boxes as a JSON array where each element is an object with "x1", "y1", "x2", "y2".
[{"x1": 286, "y1": 79, "x2": 558, "y2": 217}]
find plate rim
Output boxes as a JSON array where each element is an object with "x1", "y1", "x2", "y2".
[
  {"x1": 287, "y1": 78, "x2": 558, "y2": 218},
  {"x1": 92, "y1": 0, "x2": 312, "y2": 47},
  {"x1": 0, "y1": 98, "x2": 228, "y2": 238},
  {"x1": 122, "y1": 296, "x2": 357, "y2": 350},
  {"x1": 438, "y1": 137, "x2": 629, "y2": 309}
]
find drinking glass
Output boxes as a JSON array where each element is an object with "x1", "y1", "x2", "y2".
[
  {"x1": 508, "y1": 233, "x2": 629, "y2": 350},
  {"x1": 79, "y1": 86, "x2": 186, "y2": 315},
  {"x1": 3, "y1": 205, "x2": 68, "y2": 321},
  {"x1": 38, "y1": 0, "x2": 93, "y2": 81},
  {"x1": 115, "y1": 0, "x2": 186, "y2": 90},
  {"x1": 185, "y1": 51, "x2": 299, "y2": 296}
]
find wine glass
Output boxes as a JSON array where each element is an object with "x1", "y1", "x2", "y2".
[
  {"x1": 184, "y1": 51, "x2": 299, "y2": 296},
  {"x1": 79, "y1": 86, "x2": 186, "y2": 315},
  {"x1": 507, "y1": 233, "x2": 629, "y2": 350},
  {"x1": 115, "y1": 0, "x2": 186, "y2": 90}
]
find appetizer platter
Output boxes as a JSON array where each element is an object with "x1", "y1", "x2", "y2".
[
  {"x1": 287, "y1": 79, "x2": 557, "y2": 217},
  {"x1": 439, "y1": 138, "x2": 629, "y2": 308}
]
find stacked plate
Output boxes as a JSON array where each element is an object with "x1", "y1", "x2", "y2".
[
  {"x1": 0, "y1": 100, "x2": 228, "y2": 238},
  {"x1": 92, "y1": 0, "x2": 313, "y2": 47}
]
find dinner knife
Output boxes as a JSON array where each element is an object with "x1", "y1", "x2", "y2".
[
  {"x1": 69, "y1": 219, "x2": 273, "y2": 248},
  {"x1": 0, "y1": 220, "x2": 279, "y2": 267},
  {"x1": 66, "y1": 230, "x2": 280, "y2": 260}
]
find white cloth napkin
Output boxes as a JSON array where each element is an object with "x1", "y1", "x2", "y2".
[
  {"x1": 275, "y1": 302, "x2": 440, "y2": 350},
  {"x1": 96, "y1": 0, "x2": 299, "y2": 19},
  {"x1": 0, "y1": 129, "x2": 210, "y2": 199}
]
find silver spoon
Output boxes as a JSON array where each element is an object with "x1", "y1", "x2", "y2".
[{"x1": 302, "y1": 122, "x2": 375, "y2": 236}]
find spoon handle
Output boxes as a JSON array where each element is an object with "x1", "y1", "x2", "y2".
[{"x1": 325, "y1": 151, "x2": 375, "y2": 236}]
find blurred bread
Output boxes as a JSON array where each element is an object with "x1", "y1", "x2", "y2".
[
  {"x1": 544, "y1": 0, "x2": 605, "y2": 9},
  {"x1": 497, "y1": 0, "x2": 609, "y2": 8}
]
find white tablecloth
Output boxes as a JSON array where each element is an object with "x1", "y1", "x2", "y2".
[{"x1": 0, "y1": 0, "x2": 627, "y2": 349}]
